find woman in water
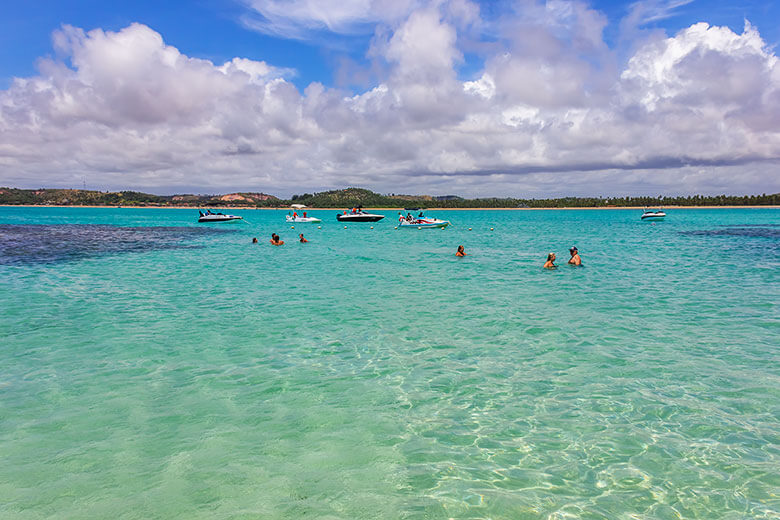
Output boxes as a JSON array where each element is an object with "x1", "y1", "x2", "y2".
[
  {"x1": 252, "y1": 237, "x2": 258, "y2": 243},
  {"x1": 270, "y1": 233, "x2": 284, "y2": 246},
  {"x1": 299, "y1": 233, "x2": 308, "y2": 243},
  {"x1": 544, "y1": 252, "x2": 557, "y2": 269},
  {"x1": 455, "y1": 245, "x2": 466, "y2": 256}
]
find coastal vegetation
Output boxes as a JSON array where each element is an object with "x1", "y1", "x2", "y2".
[{"x1": 1, "y1": 186, "x2": 778, "y2": 208}]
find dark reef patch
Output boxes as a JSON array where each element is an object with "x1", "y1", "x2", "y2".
[{"x1": 0, "y1": 225, "x2": 235, "y2": 265}]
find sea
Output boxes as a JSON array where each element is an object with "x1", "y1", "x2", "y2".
[{"x1": 1, "y1": 207, "x2": 778, "y2": 519}]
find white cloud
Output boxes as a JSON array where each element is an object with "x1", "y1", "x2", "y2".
[
  {"x1": 1, "y1": 5, "x2": 780, "y2": 197},
  {"x1": 240, "y1": 0, "x2": 421, "y2": 38}
]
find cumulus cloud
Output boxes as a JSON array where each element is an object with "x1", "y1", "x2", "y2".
[{"x1": 1, "y1": 2, "x2": 780, "y2": 196}]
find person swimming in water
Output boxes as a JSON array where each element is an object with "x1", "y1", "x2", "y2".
[
  {"x1": 568, "y1": 246, "x2": 581, "y2": 266},
  {"x1": 299, "y1": 233, "x2": 308, "y2": 243},
  {"x1": 455, "y1": 245, "x2": 466, "y2": 257},
  {"x1": 252, "y1": 237, "x2": 258, "y2": 243},
  {"x1": 544, "y1": 252, "x2": 557, "y2": 269},
  {"x1": 270, "y1": 233, "x2": 284, "y2": 246}
]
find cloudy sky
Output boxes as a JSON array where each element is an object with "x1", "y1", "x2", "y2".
[{"x1": 1, "y1": 0, "x2": 780, "y2": 197}]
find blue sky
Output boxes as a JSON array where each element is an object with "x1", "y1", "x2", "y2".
[
  {"x1": 3, "y1": 0, "x2": 778, "y2": 91},
  {"x1": 1, "y1": 0, "x2": 780, "y2": 196}
]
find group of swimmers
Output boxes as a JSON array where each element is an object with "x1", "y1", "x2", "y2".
[
  {"x1": 253, "y1": 234, "x2": 582, "y2": 267},
  {"x1": 253, "y1": 233, "x2": 307, "y2": 246},
  {"x1": 543, "y1": 247, "x2": 581, "y2": 268},
  {"x1": 454, "y1": 245, "x2": 582, "y2": 268}
]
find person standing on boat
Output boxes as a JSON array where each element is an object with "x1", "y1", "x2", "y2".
[
  {"x1": 544, "y1": 253, "x2": 557, "y2": 269},
  {"x1": 568, "y1": 247, "x2": 581, "y2": 266}
]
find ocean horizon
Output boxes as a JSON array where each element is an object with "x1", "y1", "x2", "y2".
[{"x1": 1, "y1": 206, "x2": 778, "y2": 519}]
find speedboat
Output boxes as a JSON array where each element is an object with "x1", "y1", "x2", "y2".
[
  {"x1": 286, "y1": 215, "x2": 321, "y2": 223},
  {"x1": 397, "y1": 214, "x2": 450, "y2": 229},
  {"x1": 336, "y1": 211, "x2": 385, "y2": 222},
  {"x1": 641, "y1": 208, "x2": 666, "y2": 221},
  {"x1": 198, "y1": 211, "x2": 243, "y2": 223}
]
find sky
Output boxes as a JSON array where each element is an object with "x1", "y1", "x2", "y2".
[{"x1": 1, "y1": 0, "x2": 780, "y2": 197}]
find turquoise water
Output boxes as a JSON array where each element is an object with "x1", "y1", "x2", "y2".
[{"x1": 1, "y1": 207, "x2": 778, "y2": 519}]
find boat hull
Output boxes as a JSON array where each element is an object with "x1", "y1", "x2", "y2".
[
  {"x1": 286, "y1": 216, "x2": 322, "y2": 223},
  {"x1": 398, "y1": 219, "x2": 449, "y2": 229},
  {"x1": 641, "y1": 213, "x2": 666, "y2": 220},
  {"x1": 198, "y1": 215, "x2": 243, "y2": 223},
  {"x1": 336, "y1": 214, "x2": 385, "y2": 222}
]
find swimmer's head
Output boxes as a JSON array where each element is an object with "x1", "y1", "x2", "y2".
[
  {"x1": 569, "y1": 246, "x2": 577, "y2": 254},
  {"x1": 547, "y1": 252, "x2": 555, "y2": 261}
]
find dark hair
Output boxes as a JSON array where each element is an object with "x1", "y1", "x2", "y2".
[{"x1": 547, "y1": 253, "x2": 555, "y2": 261}]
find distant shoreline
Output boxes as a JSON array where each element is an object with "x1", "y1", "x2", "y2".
[{"x1": 1, "y1": 204, "x2": 778, "y2": 210}]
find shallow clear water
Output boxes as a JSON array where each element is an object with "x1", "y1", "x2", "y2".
[{"x1": 1, "y1": 207, "x2": 778, "y2": 519}]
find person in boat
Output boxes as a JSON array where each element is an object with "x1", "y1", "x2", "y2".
[
  {"x1": 252, "y1": 237, "x2": 258, "y2": 243},
  {"x1": 299, "y1": 233, "x2": 308, "y2": 243},
  {"x1": 199, "y1": 210, "x2": 205, "y2": 217},
  {"x1": 293, "y1": 211, "x2": 298, "y2": 219},
  {"x1": 270, "y1": 233, "x2": 284, "y2": 246},
  {"x1": 406, "y1": 213, "x2": 413, "y2": 222},
  {"x1": 418, "y1": 211, "x2": 424, "y2": 218},
  {"x1": 568, "y1": 247, "x2": 581, "y2": 266},
  {"x1": 456, "y1": 245, "x2": 466, "y2": 257},
  {"x1": 303, "y1": 211, "x2": 307, "y2": 218},
  {"x1": 544, "y1": 253, "x2": 557, "y2": 269}
]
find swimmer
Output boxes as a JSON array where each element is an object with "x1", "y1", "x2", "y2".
[
  {"x1": 543, "y1": 252, "x2": 557, "y2": 269},
  {"x1": 252, "y1": 237, "x2": 258, "y2": 244},
  {"x1": 568, "y1": 246, "x2": 581, "y2": 266},
  {"x1": 270, "y1": 233, "x2": 284, "y2": 246},
  {"x1": 299, "y1": 233, "x2": 308, "y2": 243},
  {"x1": 455, "y1": 245, "x2": 466, "y2": 257}
]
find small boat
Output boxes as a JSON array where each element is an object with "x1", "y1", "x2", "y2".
[
  {"x1": 198, "y1": 210, "x2": 243, "y2": 223},
  {"x1": 397, "y1": 213, "x2": 450, "y2": 229},
  {"x1": 641, "y1": 208, "x2": 666, "y2": 221},
  {"x1": 336, "y1": 210, "x2": 385, "y2": 222},
  {"x1": 286, "y1": 215, "x2": 321, "y2": 223}
]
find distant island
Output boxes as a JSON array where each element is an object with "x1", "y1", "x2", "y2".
[{"x1": 1, "y1": 187, "x2": 778, "y2": 208}]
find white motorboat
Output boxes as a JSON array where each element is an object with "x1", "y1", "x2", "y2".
[
  {"x1": 397, "y1": 213, "x2": 450, "y2": 229},
  {"x1": 641, "y1": 208, "x2": 666, "y2": 220},
  {"x1": 336, "y1": 211, "x2": 385, "y2": 222},
  {"x1": 286, "y1": 214, "x2": 321, "y2": 223},
  {"x1": 198, "y1": 210, "x2": 243, "y2": 223}
]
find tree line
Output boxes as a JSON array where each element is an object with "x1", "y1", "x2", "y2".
[{"x1": 2, "y1": 187, "x2": 778, "y2": 208}]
